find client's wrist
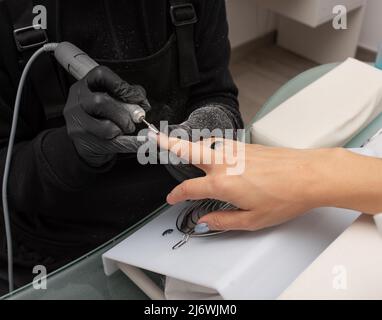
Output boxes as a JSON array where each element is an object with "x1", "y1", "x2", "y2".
[{"x1": 303, "y1": 148, "x2": 349, "y2": 209}]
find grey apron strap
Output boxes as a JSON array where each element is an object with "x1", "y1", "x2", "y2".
[{"x1": 170, "y1": 0, "x2": 200, "y2": 88}]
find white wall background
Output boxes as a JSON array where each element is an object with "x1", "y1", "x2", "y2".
[
  {"x1": 227, "y1": 0, "x2": 381, "y2": 53},
  {"x1": 359, "y1": 0, "x2": 382, "y2": 51},
  {"x1": 226, "y1": 0, "x2": 276, "y2": 48}
]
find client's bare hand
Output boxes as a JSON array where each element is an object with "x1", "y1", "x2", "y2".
[{"x1": 152, "y1": 133, "x2": 343, "y2": 232}]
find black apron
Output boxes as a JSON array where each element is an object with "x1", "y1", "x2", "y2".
[
  {"x1": 1, "y1": 0, "x2": 200, "y2": 130},
  {"x1": 0, "y1": 0, "x2": 201, "y2": 293}
]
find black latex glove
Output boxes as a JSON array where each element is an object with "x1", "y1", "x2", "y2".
[
  {"x1": 165, "y1": 105, "x2": 237, "y2": 182},
  {"x1": 64, "y1": 66, "x2": 151, "y2": 167}
]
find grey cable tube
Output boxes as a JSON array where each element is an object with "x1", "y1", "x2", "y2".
[{"x1": 2, "y1": 43, "x2": 58, "y2": 293}]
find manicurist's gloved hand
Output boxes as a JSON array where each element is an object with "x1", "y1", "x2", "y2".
[
  {"x1": 64, "y1": 66, "x2": 151, "y2": 167},
  {"x1": 168, "y1": 105, "x2": 237, "y2": 140},
  {"x1": 165, "y1": 105, "x2": 237, "y2": 181}
]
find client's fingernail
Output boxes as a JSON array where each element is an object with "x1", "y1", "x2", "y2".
[{"x1": 194, "y1": 223, "x2": 210, "y2": 234}]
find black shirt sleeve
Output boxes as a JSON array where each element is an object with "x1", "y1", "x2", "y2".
[{"x1": 188, "y1": 0, "x2": 244, "y2": 129}]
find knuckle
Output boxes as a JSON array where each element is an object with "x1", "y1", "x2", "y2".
[
  {"x1": 91, "y1": 65, "x2": 110, "y2": 78},
  {"x1": 100, "y1": 121, "x2": 120, "y2": 139},
  {"x1": 101, "y1": 119, "x2": 113, "y2": 128},
  {"x1": 209, "y1": 175, "x2": 229, "y2": 193},
  {"x1": 93, "y1": 93, "x2": 106, "y2": 106}
]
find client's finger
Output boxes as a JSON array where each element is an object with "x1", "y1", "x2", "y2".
[
  {"x1": 150, "y1": 132, "x2": 214, "y2": 171},
  {"x1": 166, "y1": 177, "x2": 215, "y2": 204},
  {"x1": 197, "y1": 210, "x2": 255, "y2": 232}
]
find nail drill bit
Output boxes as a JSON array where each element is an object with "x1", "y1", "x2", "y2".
[{"x1": 141, "y1": 118, "x2": 160, "y2": 135}]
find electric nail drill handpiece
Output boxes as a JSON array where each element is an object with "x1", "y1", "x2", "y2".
[{"x1": 54, "y1": 41, "x2": 159, "y2": 134}]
